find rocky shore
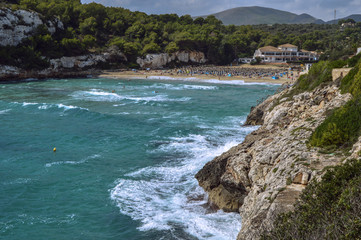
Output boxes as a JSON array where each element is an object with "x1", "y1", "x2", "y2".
[{"x1": 195, "y1": 74, "x2": 360, "y2": 239}]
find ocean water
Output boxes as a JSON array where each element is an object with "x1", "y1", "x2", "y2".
[{"x1": 0, "y1": 77, "x2": 278, "y2": 240}]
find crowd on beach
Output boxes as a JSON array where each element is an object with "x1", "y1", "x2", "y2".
[{"x1": 146, "y1": 65, "x2": 298, "y2": 81}]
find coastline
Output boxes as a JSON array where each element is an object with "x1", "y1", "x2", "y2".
[{"x1": 1, "y1": 64, "x2": 299, "y2": 85}]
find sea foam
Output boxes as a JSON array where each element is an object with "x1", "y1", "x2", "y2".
[
  {"x1": 71, "y1": 89, "x2": 191, "y2": 103},
  {"x1": 110, "y1": 116, "x2": 254, "y2": 240}
]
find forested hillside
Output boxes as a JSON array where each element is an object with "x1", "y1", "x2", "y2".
[{"x1": 1, "y1": 0, "x2": 361, "y2": 69}]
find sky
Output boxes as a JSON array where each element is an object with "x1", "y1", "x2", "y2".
[{"x1": 81, "y1": 0, "x2": 361, "y2": 21}]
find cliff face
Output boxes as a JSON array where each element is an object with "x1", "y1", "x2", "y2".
[
  {"x1": 0, "y1": 8, "x2": 63, "y2": 46},
  {"x1": 136, "y1": 51, "x2": 207, "y2": 69},
  {"x1": 0, "y1": 48, "x2": 127, "y2": 80},
  {"x1": 196, "y1": 81, "x2": 356, "y2": 239}
]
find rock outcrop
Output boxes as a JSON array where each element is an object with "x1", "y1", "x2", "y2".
[
  {"x1": 0, "y1": 8, "x2": 63, "y2": 46},
  {"x1": 50, "y1": 49, "x2": 127, "y2": 70},
  {"x1": 196, "y1": 82, "x2": 355, "y2": 239},
  {"x1": 136, "y1": 51, "x2": 207, "y2": 69},
  {"x1": 0, "y1": 48, "x2": 127, "y2": 81}
]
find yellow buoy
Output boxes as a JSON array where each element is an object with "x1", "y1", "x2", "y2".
[{"x1": 53, "y1": 147, "x2": 56, "y2": 152}]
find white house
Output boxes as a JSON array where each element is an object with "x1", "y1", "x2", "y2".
[{"x1": 253, "y1": 44, "x2": 319, "y2": 63}]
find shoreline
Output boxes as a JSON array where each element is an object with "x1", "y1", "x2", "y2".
[
  {"x1": 0, "y1": 65, "x2": 300, "y2": 85},
  {"x1": 99, "y1": 67, "x2": 298, "y2": 85}
]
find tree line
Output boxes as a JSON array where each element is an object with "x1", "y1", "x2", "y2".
[{"x1": 1, "y1": 0, "x2": 361, "y2": 69}]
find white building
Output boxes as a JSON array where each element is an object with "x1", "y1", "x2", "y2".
[{"x1": 254, "y1": 44, "x2": 319, "y2": 63}]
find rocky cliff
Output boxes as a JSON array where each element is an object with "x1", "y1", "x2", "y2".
[
  {"x1": 136, "y1": 51, "x2": 207, "y2": 69},
  {"x1": 0, "y1": 7, "x2": 63, "y2": 46},
  {"x1": 0, "y1": 48, "x2": 127, "y2": 81},
  {"x1": 196, "y1": 79, "x2": 359, "y2": 239}
]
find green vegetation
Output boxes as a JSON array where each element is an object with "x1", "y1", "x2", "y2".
[
  {"x1": 272, "y1": 60, "x2": 345, "y2": 106},
  {"x1": 307, "y1": 55, "x2": 361, "y2": 150},
  {"x1": 309, "y1": 96, "x2": 361, "y2": 149},
  {"x1": 1, "y1": 0, "x2": 361, "y2": 69},
  {"x1": 291, "y1": 60, "x2": 345, "y2": 94},
  {"x1": 262, "y1": 159, "x2": 361, "y2": 240}
]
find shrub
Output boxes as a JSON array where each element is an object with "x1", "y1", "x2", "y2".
[
  {"x1": 0, "y1": 45, "x2": 49, "y2": 70},
  {"x1": 141, "y1": 42, "x2": 161, "y2": 55},
  {"x1": 309, "y1": 96, "x2": 361, "y2": 149},
  {"x1": 295, "y1": 60, "x2": 345, "y2": 92},
  {"x1": 60, "y1": 37, "x2": 85, "y2": 56},
  {"x1": 165, "y1": 41, "x2": 179, "y2": 54},
  {"x1": 279, "y1": 60, "x2": 344, "y2": 101},
  {"x1": 340, "y1": 62, "x2": 360, "y2": 94}
]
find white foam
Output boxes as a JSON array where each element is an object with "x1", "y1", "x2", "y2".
[
  {"x1": 45, "y1": 154, "x2": 100, "y2": 168},
  {"x1": 142, "y1": 75, "x2": 280, "y2": 86},
  {"x1": 145, "y1": 76, "x2": 199, "y2": 81},
  {"x1": 22, "y1": 102, "x2": 38, "y2": 106},
  {"x1": 72, "y1": 89, "x2": 125, "y2": 102},
  {"x1": 125, "y1": 95, "x2": 190, "y2": 103},
  {"x1": 110, "y1": 116, "x2": 256, "y2": 239},
  {"x1": 38, "y1": 103, "x2": 88, "y2": 111},
  {"x1": 72, "y1": 89, "x2": 191, "y2": 103},
  {"x1": 14, "y1": 102, "x2": 88, "y2": 112},
  {"x1": 1, "y1": 213, "x2": 77, "y2": 232},
  {"x1": 182, "y1": 84, "x2": 218, "y2": 90},
  {"x1": 146, "y1": 83, "x2": 219, "y2": 91},
  {"x1": 203, "y1": 79, "x2": 280, "y2": 86},
  {"x1": 0, "y1": 109, "x2": 11, "y2": 114},
  {"x1": 2, "y1": 178, "x2": 32, "y2": 185}
]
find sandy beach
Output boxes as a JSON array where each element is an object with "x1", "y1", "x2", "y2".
[{"x1": 99, "y1": 65, "x2": 300, "y2": 85}]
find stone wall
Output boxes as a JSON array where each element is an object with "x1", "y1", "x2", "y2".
[{"x1": 332, "y1": 68, "x2": 352, "y2": 81}]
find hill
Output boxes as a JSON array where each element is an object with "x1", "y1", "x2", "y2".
[
  {"x1": 203, "y1": 6, "x2": 324, "y2": 25},
  {"x1": 327, "y1": 14, "x2": 361, "y2": 24}
]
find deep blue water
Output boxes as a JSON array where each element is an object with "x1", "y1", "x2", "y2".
[{"x1": 0, "y1": 77, "x2": 277, "y2": 239}]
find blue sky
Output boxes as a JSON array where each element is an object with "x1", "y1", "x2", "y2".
[{"x1": 81, "y1": 0, "x2": 361, "y2": 21}]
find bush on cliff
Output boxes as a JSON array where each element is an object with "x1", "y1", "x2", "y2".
[
  {"x1": 340, "y1": 55, "x2": 361, "y2": 95},
  {"x1": 278, "y1": 60, "x2": 345, "y2": 102},
  {"x1": 295, "y1": 60, "x2": 345, "y2": 92},
  {"x1": 261, "y1": 159, "x2": 361, "y2": 240},
  {"x1": 309, "y1": 95, "x2": 361, "y2": 149},
  {"x1": 0, "y1": 45, "x2": 49, "y2": 70},
  {"x1": 309, "y1": 58, "x2": 361, "y2": 150}
]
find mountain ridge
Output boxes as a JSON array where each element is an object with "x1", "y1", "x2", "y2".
[{"x1": 199, "y1": 6, "x2": 323, "y2": 25}]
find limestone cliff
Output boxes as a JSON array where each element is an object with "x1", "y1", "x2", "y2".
[
  {"x1": 196, "y1": 80, "x2": 357, "y2": 239},
  {"x1": 136, "y1": 51, "x2": 207, "y2": 69},
  {"x1": 0, "y1": 47, "x2": 127, "y2": 81},
  {"x1": 0, "y1": 8, "x2": 63, "y2": 46}
]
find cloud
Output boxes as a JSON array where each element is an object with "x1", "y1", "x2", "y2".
[{"x1": 81, "y1": 0, "x2": 361, "y2": 21}]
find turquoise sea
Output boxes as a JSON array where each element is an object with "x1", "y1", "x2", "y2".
[{"x1": 0, "y1": 77, "x2": 278, "y2": 240}]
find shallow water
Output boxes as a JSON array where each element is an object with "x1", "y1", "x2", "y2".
[{"x1": 0, "y1": 78, "x2": 278, "y2": 239}]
